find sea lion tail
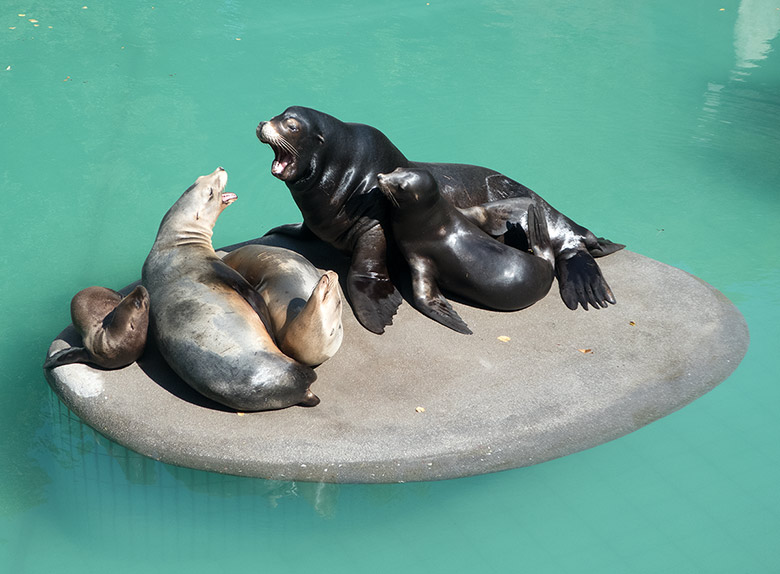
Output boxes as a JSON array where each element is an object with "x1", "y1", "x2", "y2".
[{"x1": 43, "y1": 347, "x2": 92, "y2": 369}]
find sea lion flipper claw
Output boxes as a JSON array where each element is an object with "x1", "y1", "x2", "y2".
[
  {"x1": 556, "y1": 250, "x2": 616, "y2": 310},
  {"x1": 346, "y1": 227, "x2": 402, "y2": 335}
]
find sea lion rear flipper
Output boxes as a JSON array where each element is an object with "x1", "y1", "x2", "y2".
[
  {"x1": 297, "y1": 390, "x2": 320, "y2": 407},
  {"x1": 555, "y1": 249, "x2": 616, "y2": 311},
  {"x1": 346, "y1": 227, "x2": 402, "y2": 335},
  {"x1": 409, "y1": 259, "x2": 472, "y2": 335},
  {"x1": 524, "y1": 204, "x2": 555, "y2": 264},
  {"x1": 43, "y1": 346, "x2": 92, "y2": 369},
  {"x1": 587, "y1": 236, "x2": 626, "y2": 257}
]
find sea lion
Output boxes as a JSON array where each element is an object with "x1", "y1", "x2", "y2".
[
  {"x1": 43, "y1": 285, "x2": 150, "y2": 369},
  {"x1": 377, "y1": 167, "x2": 554, "y2": 334},
  {"x1": 256, "y1": 106, "x2": 624, "y2": 334},
  {"x1": 141, "y1": 168, "x2": 319, "y2": 411},
  {"x1": 222, "y1": 244, "x2": 343, "y2": 366}
]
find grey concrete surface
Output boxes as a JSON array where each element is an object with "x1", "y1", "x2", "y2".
[{"x1": 43, "y1": 235, "x2": 749, "y2": 483}]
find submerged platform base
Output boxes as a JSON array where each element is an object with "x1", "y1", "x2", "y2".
[{"x1": 44, "y1": 236, "x2": 749, "y2": 483}]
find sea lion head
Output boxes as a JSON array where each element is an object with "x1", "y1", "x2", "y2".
[
  {"x1": 376, "y1": 167, "x2": 438, "y2": 209},
  {"x1": 112, "y1": 285, "x2": 151, "y2": 331},
  {"x1": 156, "y1": 167, "x2": 237, "y2": 247},
  {"x1": 278, "y1": 270, "x2": 344, "y2": 367},
  {"x1": 256, "y1": 106, "x2": 327, "y2": 183},
  {"x1": 92, "y1": 285, "x2": 150, "y2": 368}
]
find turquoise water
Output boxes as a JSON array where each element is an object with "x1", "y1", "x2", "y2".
[{"x1": 2, "y1": 1, "x2": 779, "y2": 572}]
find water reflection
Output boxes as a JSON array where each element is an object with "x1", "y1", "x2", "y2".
[
  {"x1": 733, "y1": 0, "x2": 780, "y2": 73},
  {"x1": 694, "y1": 0, "x2": 780, "y2": 158},
  {"x1": 43, "y1": 391, "x2": 341, "y2": 519}
]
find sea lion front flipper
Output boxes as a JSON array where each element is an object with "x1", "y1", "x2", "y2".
[
  {"x1": 587, "y1": 236, "x2": 626, "y2": 258},
  {"x1": 43, "y1": 346, "x2": 92, "y2": 369},
  {"x1": 457, "y1": 197, "x2": 533, "y2": 236},
  {"x1": 263, "y1": 221, "x2": 317, "y2": 240},
  {"x1": 209, "y1": 259, "x2": 278, "y2": 340},
  {"x1": 346, "y1": 226, "x2": 402, "y2": 335},
  {"x1": 555, "y1": 249, "x2": 616, "y2": 311},
  {"x1": 408, "y1": 257, "x2": 472, "y2": 335}
]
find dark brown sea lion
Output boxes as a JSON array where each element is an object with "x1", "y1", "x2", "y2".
[
  {"x1": 256, "y1": 106, "x2": 624, "y2": 334},
  {"x1": 43, "y1": 285, "x2": 150, "y2": 369},
  {"x1": 141, "y1": 168, "x2": 319, "y2": 411},
  {"x1": 222, "y1": 244, "x2": 343, "y2": 366},
  {"x1": 377, "y1": 167, "x2": 554, "y2": 334}
]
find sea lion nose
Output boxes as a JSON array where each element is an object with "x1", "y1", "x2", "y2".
[{"x1": 256, "y1": 122, "x2": 266, "y2": 138}]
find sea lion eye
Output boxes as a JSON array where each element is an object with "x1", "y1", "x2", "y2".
[
  {"x1": 208, "y1": 188, "x2": 214, "y2": 199},
  {"x1": 286, "y1": 119, "x2": 299, "y2": 132}
]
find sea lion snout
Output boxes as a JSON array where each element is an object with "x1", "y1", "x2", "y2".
[{"x1": 256, "y1": 122, "x2": 265, "y2": 139}]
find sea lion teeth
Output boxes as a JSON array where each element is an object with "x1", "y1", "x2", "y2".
[{"x1": 272, "y1": 159, "x2": 288, "y2": 175}]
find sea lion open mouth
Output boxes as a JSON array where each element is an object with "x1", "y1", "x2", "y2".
[
  {"x1": 221, "y1": 192, "x2": 237, "y2": 206},
  {"x1": 271, "y1": 147, "x2": 295, "y2": 178},
  {"x1": 257, "y1": 121, "x2": 299, "y2": 181}
]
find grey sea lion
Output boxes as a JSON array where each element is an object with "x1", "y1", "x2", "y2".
[
  {"x1": 377, "y1": 167, "x2": 554, "y2": 334},
  {"x1": 141, "y1": 168, "x2": 319, "y2": 411},
  {"x1": 43, "y1": 285, "x2": 150, "y2": 369},
  {"x1": 256, "y1": 106, "x2": 624, "y2": 334},
  {"x1": 222, "y1": 244, "x2": 343, "y2": 366}
]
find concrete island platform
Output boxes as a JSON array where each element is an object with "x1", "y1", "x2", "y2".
[{"x1": 44, "y1": 234, "x2": 749, "y2": 483}]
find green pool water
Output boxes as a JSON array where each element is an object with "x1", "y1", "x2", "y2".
[{"x1": 2, "y1": 1, "x2": 779, "y2": 572}]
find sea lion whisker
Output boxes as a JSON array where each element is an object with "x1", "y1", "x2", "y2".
[
  {"x1": 271, "y1": 134, "x2": 298, "y2": 157},
  {"x1": 279, "y1": 137, "x2": 299, "y2": 157},
  {"x1": 385, "y1": 190, "x2": 400, "y2": 208}
]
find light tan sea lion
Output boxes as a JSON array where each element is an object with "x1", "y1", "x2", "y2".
[{"x1": 222, "y1": 245, "x2": 343, "y2": 366}]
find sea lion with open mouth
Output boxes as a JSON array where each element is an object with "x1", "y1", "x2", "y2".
[
  {"x1": 142, "y1": 168, "x2": 319, "y2": 411},
  {"x1": 257, "y1": 106, "x2": 623, "y2": 334}
]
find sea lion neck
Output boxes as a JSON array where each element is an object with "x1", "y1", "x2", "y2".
[
  {"x1": 151, "y1": 207, "x2": 218, "y2": 252},
  {"x1": 150, "y1": 169, "x2": 229, "y2": 252}
]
